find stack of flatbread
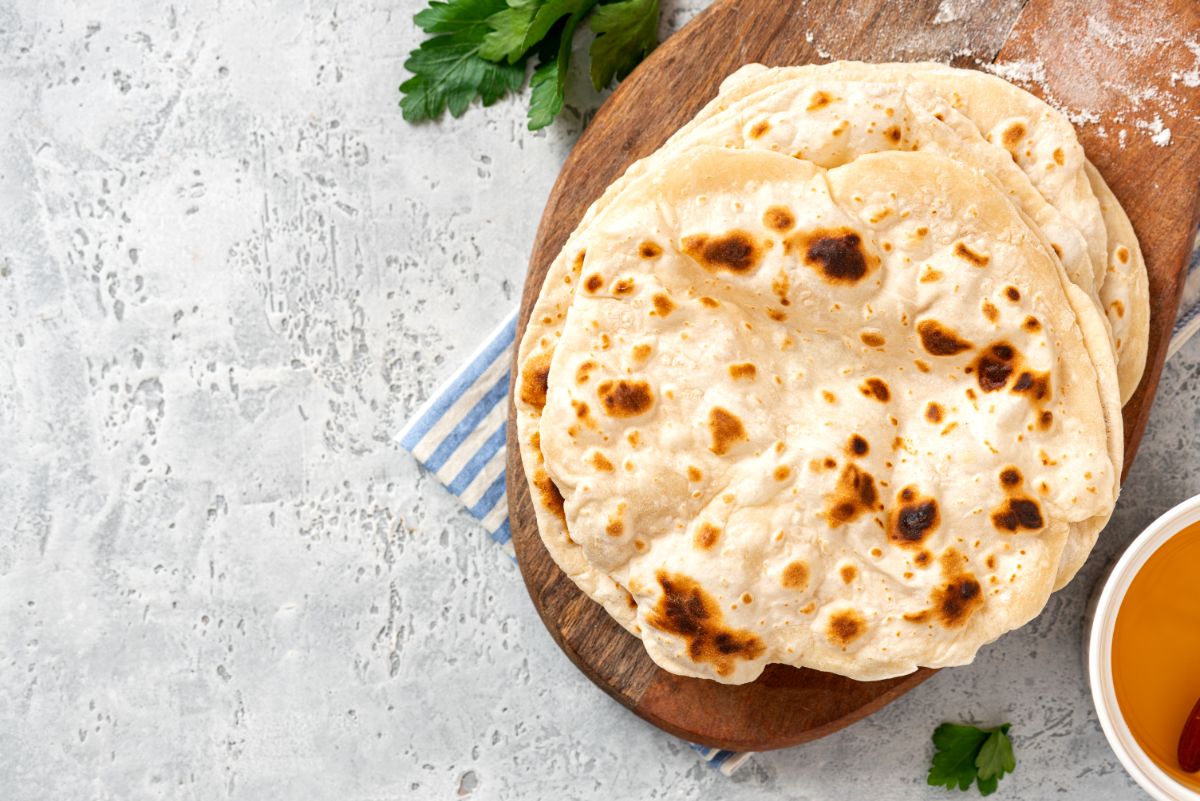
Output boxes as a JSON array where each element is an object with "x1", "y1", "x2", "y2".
[{"x1": 515, "y1": 62, "x2": 1148, "y2": 684}]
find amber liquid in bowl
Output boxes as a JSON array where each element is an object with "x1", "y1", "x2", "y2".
[{"x1": 1113, "y1": 520, "x2": 1200, "y2": 791}]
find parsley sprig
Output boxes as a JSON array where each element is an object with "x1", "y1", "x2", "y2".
[
  {"x1": 928, "y1": 723, "x2": 1017, "y2": 796},
  {"x1": 400, "y1": 0, "x2": 660, "y2": 130}
]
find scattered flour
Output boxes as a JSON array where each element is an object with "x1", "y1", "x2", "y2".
[
  {"x1": 1174, "y1": 40, "x2": 1200, "y2": 87},
  {"x1": 1135, "y1": 114, "x2": 1173, "y2": 148},
  {"x1": 932, "y1": 0, "x2": 964, "y2": 26},
  {"x1": 982, "y1": 24, "x2": 1200, "y2": 150},
  {"x1": 984, "y1": 59, "x2": 1047, "y2": 86}
]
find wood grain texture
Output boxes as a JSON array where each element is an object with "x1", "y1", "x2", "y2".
[{"x1": 507, "y1": 0, "x2": 1200, "y2": 751}]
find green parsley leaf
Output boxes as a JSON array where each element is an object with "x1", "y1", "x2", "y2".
[
  {"x1": 524, "y1": 4, "x2": 593, "y2": 131},
  {"x1": 975, "y1": 724, "x2": 1016, "y2": 794},
  {"x1": 588, "y1": 0, "x2": 659, "y2": 91},
  {"x1": 414, "y1": 0, "x2": 506, "y2": 36},
  {"x1": 478, "y1": 0, "x2": 538, "y2": 61},
  {"x1": 402, "y1": 0, "x2": 662, "y2": 126},
  {"x1": 400, "y1": 36, "x2": 526, "y2": 122},
  {"x1": 482, "y1": 0, "x2": 594, "y2": 63},
  {"x1": 527, "y1": 54, "x2": 564, "y2": 130},
  {"x1": 928, "y1": 723, "x2": 1016, "y2": 797}
]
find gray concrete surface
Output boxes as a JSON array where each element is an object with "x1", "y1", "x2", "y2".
[{"x1": 1, "y1": 1, "x2": 1197, "y2": 799}]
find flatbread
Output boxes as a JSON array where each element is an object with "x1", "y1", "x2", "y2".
[
  {"x1": 520, "y1": 73, "x2": 1123, "y2": 591},
  {"x1": 519, "y1": 146, "x2": 1118, "y2": 682},
  {"x1": 1086, "y1": 159, "x2": 1150, "y2": 401},
  {"x1": 714, "y1": 62, "x2": 1147, "y2": 402}
]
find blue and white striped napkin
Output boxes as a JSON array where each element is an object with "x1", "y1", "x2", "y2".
[{"x1": 399, "y1": 236, "x2": 1200, "y2": 776}]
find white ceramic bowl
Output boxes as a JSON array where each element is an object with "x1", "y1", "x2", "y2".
[{"x1": 1088, "y1": 494, "x2": 1200, "y2": 801}]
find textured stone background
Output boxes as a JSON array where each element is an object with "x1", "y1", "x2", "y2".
[{"x1": 1, "y1": 1, "x2": 1197, "y2": 799}]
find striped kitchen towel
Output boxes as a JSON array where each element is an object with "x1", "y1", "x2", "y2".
[{"x1": 397, "y1": 236, "x2": 1200, "y2": 777}]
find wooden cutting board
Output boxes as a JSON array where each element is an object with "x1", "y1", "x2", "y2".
[{"x1": 506, "y1": 0, "x2": 1200, "y2": 752}]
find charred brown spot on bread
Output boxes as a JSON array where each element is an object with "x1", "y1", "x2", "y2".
[
  {"x1": 631, "y1": 344, "x2": 652, "y2": 362},
  {"x1": 840, "y1": 564, "x2": 858, "y2": 583},
  {"x1": 883, "y1": 125, "x2": 901, "y2": 143},
  {"x1": 767, "y1": 308, "x2": 787, "y2": 321},
  {"x1": 1002, "y1": 121, "x2": 1026, "y2": 149},
  {"x1": 888, "y1": 486, "x2": 940, "y2": 546},
  {"x1": 686, "y1": 466, "x2": 702, "y2": 482},
  {"x1": 682, "y1": 231, "x2": 763, "y2": 274},
  {"x1": 827, "y1": 610, "x2": 866, "y2": 647},
  {"x1": 652, "y1": 293, "x2": 675, "y2": 317},
  {"x1": 953, "y1": 241, "x2": 989, "y2": 267},
  {"x1": 597, "y1": 379, "x2": 654, "y2": 417},
  {"x1": 729, "y1": 362, "x2": 757, "y2": 380},
  {"x1": 749, "y1": 119, "x2": 771, "y2": 139},
  {"x1": 968, "y1": 342, "x2": 1017, "y2": 391},
  {"x1": 699, "y1": 295, "x2": 720, "y2": 308},
  {"x1": 1053, "y1": 147, "x2": 1065, "y2": 165},
  {"x1": 708, "y1": 407, "x2": 748, "y2": 455},
  {"x1": 533, "y1": 469, "x2": 567, "y2": 527},
  {"x1": 763, "y1": 205, "x2": 796, "y2": 232},
  {"x1": 788, "y1": 228, "x2": 875, "y2": 284},
  {"x1": 1000, "y1": 467, "x2": 1023, "y2": 488},
  {"x1": 933, "y1": 572, "x2": 983, "y2": 627},
  {"x1": 571, "y1": 401, "x2": 597, "y2": 430},
  {"x1": 822, "y1": 390, "x2": 837, "y2": 404},
  {"x1": 848, "y1": 434, "x2": 869, "y2": 456},
  {"x1": 986, "y1": 554, "x2": 997, "y2": 570},
  {"x1": 639, "y1": 241, "x2": 662, "y2": 259},
  {"x1": 1005, "y1": 286, "x2": 1021, "y2": 302},
  {"x1": 825, "y1": 464, "x2": 879, "y2": 526},
  {"x1": 584, "y1": 274, "x2": 604, "y2": 293},
  {"x1": 624, "y1": 590, "x2": 638, "y2": 610},
  {"x1": 771, "y1": 269, "x2": 792, "y2": 307},
  {"x1": 903, "y1": 610, "x2": 930, "y2": 623},
  {"x1": 914, "y1": 550, "x2": 931, "y2": 567},
  {"x1": 807, "y1": 91, "x2": 832, "y2": 111},
  {"x1": 605, "y1": 515, "x2": 625, "y2": 537},
  {"x1": 612, "y1": 278, "x2": 635, "y2": 295},
  {"x1": 591, "y1": 451, "x2": 614, "y2": 472},
  {"x1": 991, "y1": 497, "x2": 1045, "y2": 532},
  {"x1": 648, "y1": 572, "x2": 765, "y2": 677},
  {"x1": 1012, "y1": 370, "x2": 1051, "y2": 402},
  {"x1": 1023, "y1": 316, "x2": 1041, "y2": 332},
  {"x1": 575, "y1": 360, "x2": 597, "y2": 384},
  {"x1": 860, "y1": 331, "x2": 886, "y2": 348},
  {"x1": 915, "y1": 359, "x2": 931, "y2": 373},
  {"x1": 917, "y1": 320, "x2": 973, "y2": 356},
  {"x1": 572, "y1": 249, "x2": 586, "y2": 275},
  {"x1": 861, "y1": 378, "x2": 890, "y2": 402},
  {"x1": 694, "y1": 522, "x2": 721, "y2": 550},
  {"x1": 774, "y1": 465, "x2": 792, "y2": 481},
  {"x1": 982, "y1": 300, "x2": 999, "y2": 322},
  {"x1": 1038, "y1": 410, "x2": 1054, "y2": 431},
  {"x1": 782, "y1": 560, "x2": 809, "y2": 590},
  {"x1": 520, "y1": 350, "x2": 553, "y2": 410},
  {"x1": 1111, "y1": 299, "x2": 1125, "y2": 318},
  {"x1": 1116, "y1": 246, "x2": 1130, "y2": 264},
  {"x1": 925, "y1": 402, "x2": 944, "y2": 423}
]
